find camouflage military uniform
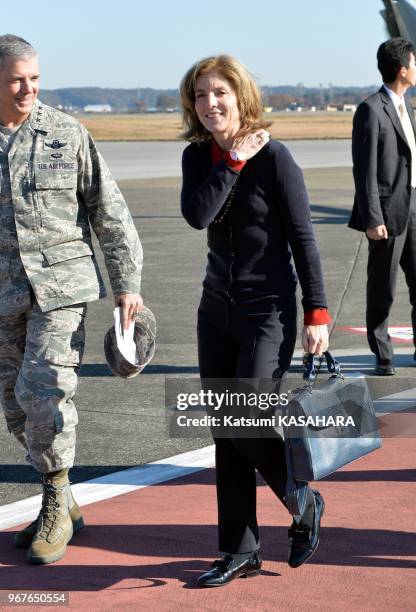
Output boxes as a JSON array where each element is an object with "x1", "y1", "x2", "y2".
[{"x1": 0, "y1": 100, "x2": 142, "y2": 473}]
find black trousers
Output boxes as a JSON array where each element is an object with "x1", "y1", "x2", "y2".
[
  {"x1": 197, "y1": 292, "x2": 314, "y2": 553},
  {"x1": 367, "y1": 191, "x2": 416, "y2": 361}
]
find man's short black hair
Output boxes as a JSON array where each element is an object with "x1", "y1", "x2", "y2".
[{"x1": 377, "y1": 37, "x2": 415, "y2": 83}]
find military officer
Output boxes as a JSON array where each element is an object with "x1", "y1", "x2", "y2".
[{"x1": 0, "y1": 34, "x2": 143, "y2": 564}]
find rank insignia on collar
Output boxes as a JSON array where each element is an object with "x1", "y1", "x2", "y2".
[{"x1": 45, "y1": 139, "x2": 67, "y2": 149}]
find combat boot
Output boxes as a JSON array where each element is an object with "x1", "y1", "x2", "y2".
[
  {"x1": 15, "y1": 486, "x2": 84, "y2": 549},
  {"x1": 26, "y1": 471, "x2": 76, "y2": 564}
]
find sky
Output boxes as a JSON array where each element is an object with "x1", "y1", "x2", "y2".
[{"x1": 3, "y1": 0, "x2": 399, "y2": 90}]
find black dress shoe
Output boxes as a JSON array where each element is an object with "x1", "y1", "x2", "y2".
[
  {"x1": 197, "y1": 551, "x2": 262, "y2": 587},
  {"x1": 288, "y1": 490, "x2": 324, "y2": 568},
  {"x1": 374, "y1": 360, "x2": 395, "y2": 376}
]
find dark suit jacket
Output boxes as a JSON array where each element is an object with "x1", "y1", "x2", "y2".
[{"x1": 349, "y1": 86, "x2": 416, "y2": 236}]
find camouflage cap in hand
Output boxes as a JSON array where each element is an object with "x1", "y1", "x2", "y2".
[{"x1": 104, "y1": 306, "x2": 156, "y2": 379}]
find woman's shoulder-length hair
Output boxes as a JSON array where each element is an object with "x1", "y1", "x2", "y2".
[{"x1": 180, "y1": 54, "x2": 271, "y2": 143}]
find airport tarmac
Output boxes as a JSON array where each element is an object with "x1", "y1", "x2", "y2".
[
  {"x1": 0, "y1": 159, "x2": 415, "y2": 610},
  {"x1": 96, "y1": 139, "x2": 353, "y2": 180}
]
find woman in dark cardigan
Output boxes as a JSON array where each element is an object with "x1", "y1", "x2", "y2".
[{"x1": 180, "y1": 55, "x2": 331, "y2": 587}]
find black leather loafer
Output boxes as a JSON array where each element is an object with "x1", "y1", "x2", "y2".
[
  {"x1": 197, "y1": 551, "x2": 262, "y2": 587},
  {"x1": 374, "y1": 360, "x2": 395, "y2": 376},
  {"x1": 288, "y1": 490, "x2": 324, "y2": 568}
]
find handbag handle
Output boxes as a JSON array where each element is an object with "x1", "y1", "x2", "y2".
[{"x1": 303, "y1": 351, "x2": 341, "y2": 382}]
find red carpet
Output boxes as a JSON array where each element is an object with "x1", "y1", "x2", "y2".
[{"x1": 0, "y1": 439, "x2": 415, "y2": 611}]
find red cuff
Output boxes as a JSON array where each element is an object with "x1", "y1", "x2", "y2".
[
  {"x1": 223, "y1": 151, "x2": 247, "y2": 172},
  {"x1": 304, "y1": 308, "x2": 332, "y2": 326},
  {"x1": 211, "y1": 139, "x2": 246, "y2": 172}
]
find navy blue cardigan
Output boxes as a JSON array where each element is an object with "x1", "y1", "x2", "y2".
[{"x1": 181, "y1": 139, "x2": 327, "y2": 312}]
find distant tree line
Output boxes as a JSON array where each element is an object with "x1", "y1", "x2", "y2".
[
  {"x1": 40, "y1": 85, "x2": 392, "y2": 113},
  {"x1": 262, "y1": 86, "x2": 382, "y2": 109},
  {"x1": 40, "y1": 87, "x2": 181, "y2": 112}
]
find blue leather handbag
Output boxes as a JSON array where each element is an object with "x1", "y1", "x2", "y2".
[{"x1": 284, "y1": 352, "x2": 381, "y2": 517}]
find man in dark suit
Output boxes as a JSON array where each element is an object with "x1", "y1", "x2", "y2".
[{"x1": 349, "y1": 38, "x2": 416, "y2": 375}]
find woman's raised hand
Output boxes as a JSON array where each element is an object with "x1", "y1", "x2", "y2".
[{"x1": 230, "y1": 129, "x2": 270, "y2": 161}]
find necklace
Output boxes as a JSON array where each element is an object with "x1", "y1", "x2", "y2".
[{"x1": 213, "y1": 175, "x2": 240, "y2": 224}]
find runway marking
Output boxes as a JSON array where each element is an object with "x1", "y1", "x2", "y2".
[
  {"x1": 290, "y1": 347, "x2": 415, "y2": 370},
  {"x1": 373, "y1": 387, "x2": 416, "y2": 415},
  {"x1": 0, "y1": 445, "x2": 215, "y2": 531},
  {"x1": 337, "y1": 326, "x2": 414, "y2": 343}
]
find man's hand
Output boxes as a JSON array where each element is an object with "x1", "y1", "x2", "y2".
[
  {"x1": 301, "y1": 324, "x2": 329, "y2": 355},
  {"x1": 114, "y1": 292, "x2": 143, "y2": 331},
  {"x1": 366, "y1": 224, "x2": 388, "y2": 240},
  {"x1": 230, "y1": 129, "x2": 270, "y2": 161}
]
